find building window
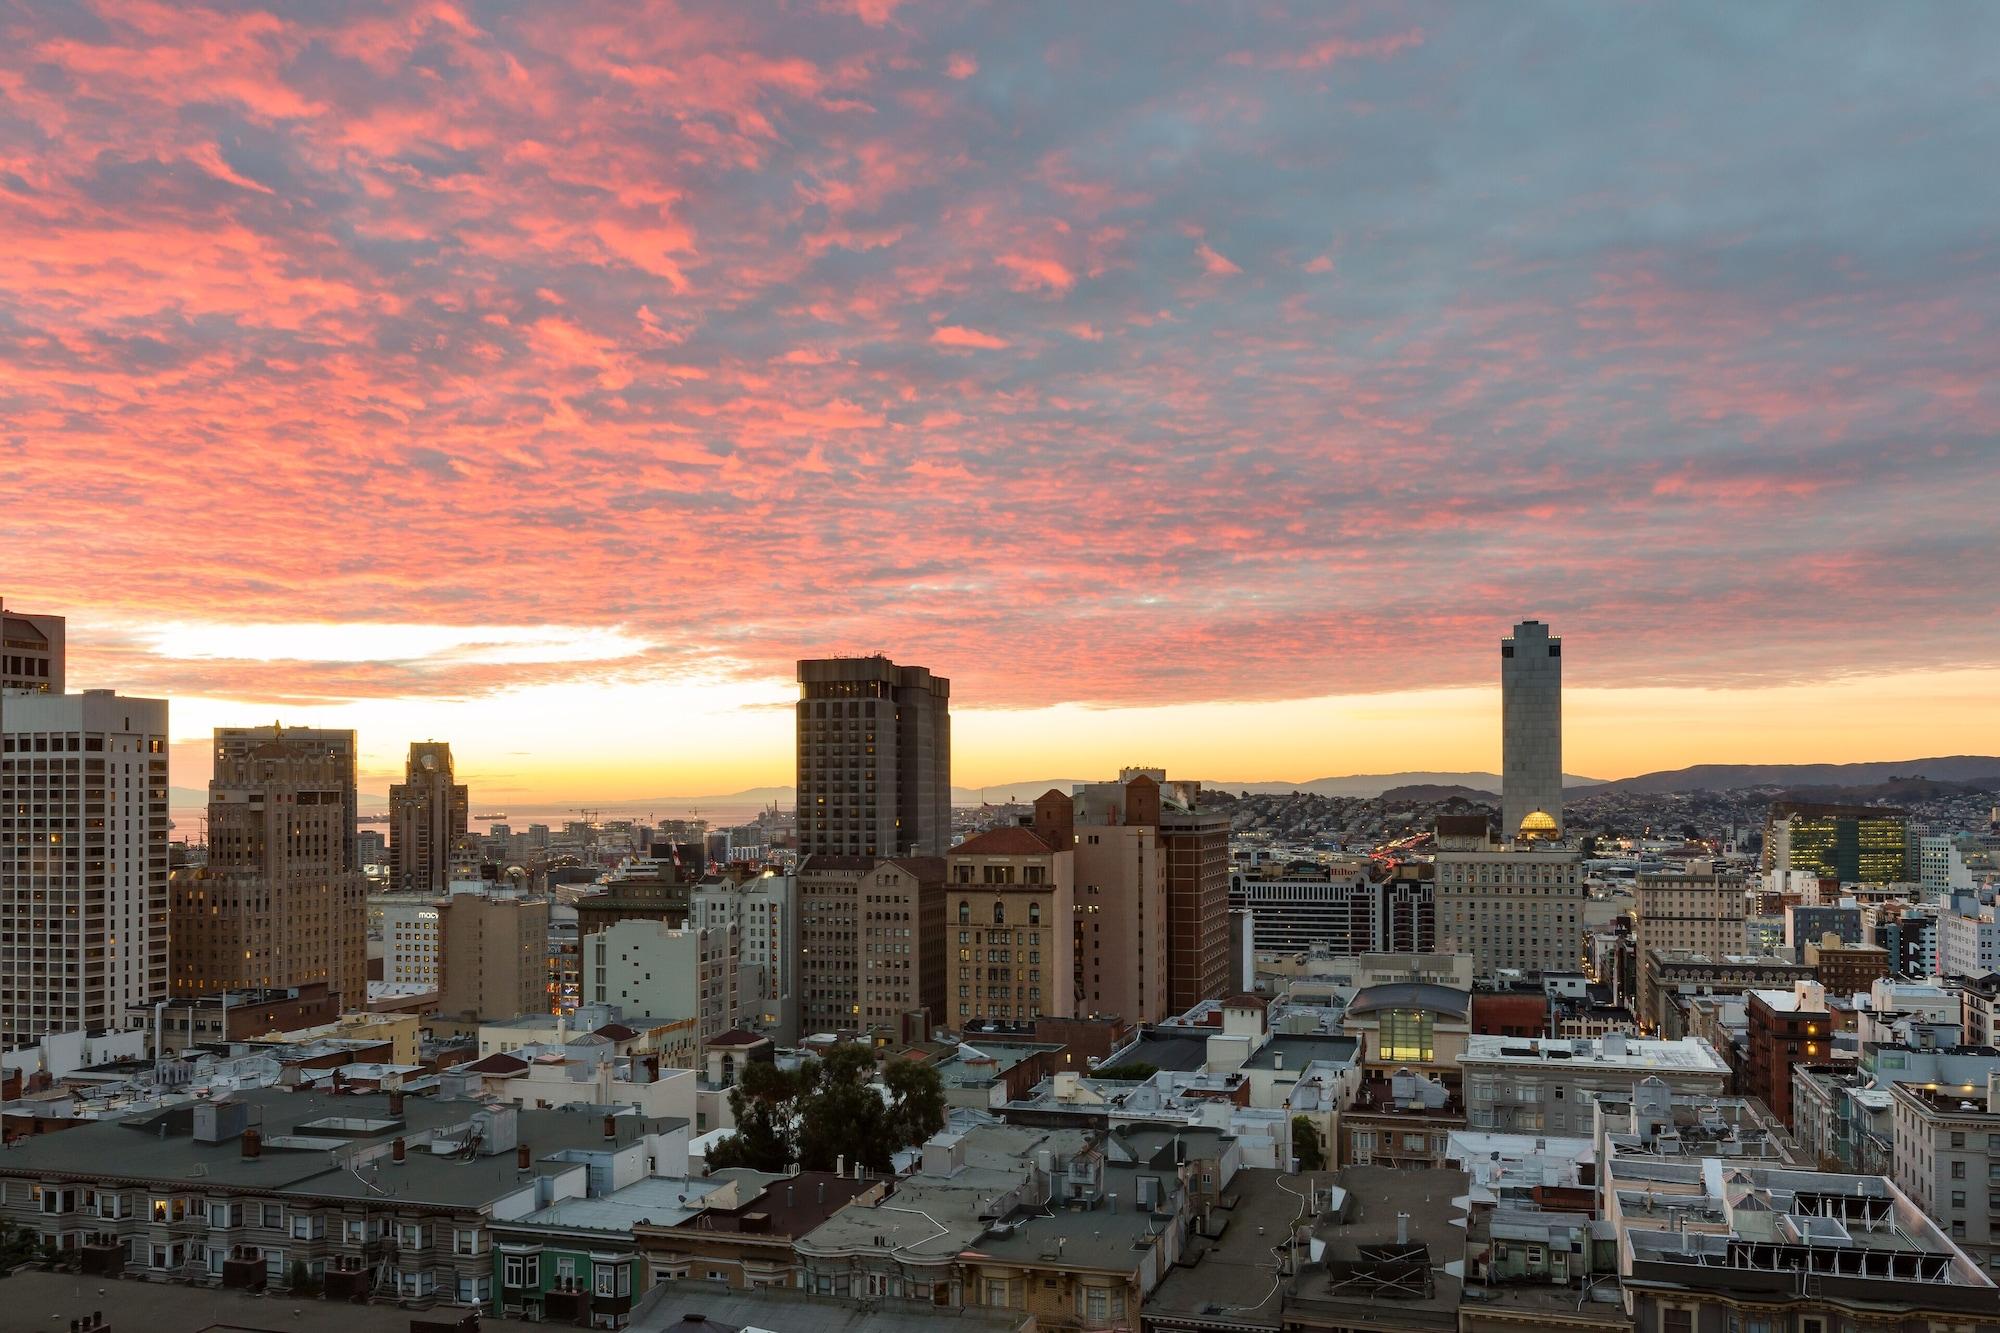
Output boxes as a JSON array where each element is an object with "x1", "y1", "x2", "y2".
[
  {"x1": 1378, "y1": 1009, "x2": 1435, "y2": 1063},
  {"x1": 594, "y1": 1262, "x2": 629, "y2": 1298}
]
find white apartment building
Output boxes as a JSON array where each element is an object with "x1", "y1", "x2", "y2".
[
  {"x1": 1922, "y1": 835, "x2": 1978, "y2": 900},
  {"x1": 1940, "y1": 902, "x2": 2000, "y2": 980},
  {"x1": 690, "y1": 870, "x2": 796, "y2": 1042},
  {"x1": 1890, "y1": 1073, "x2": 2000, "y2": 1278},
  {"x1": 584, "y1": 918, "x2": 739, "y2": 1045},
  {"x1": 381, "y1": 900, "x2": 442, "y2": 988},
  {"x1": 0, "y1": 689, "x2": 168, "y2": 1049},
  {"x1": 1460, "y1": 1032, "x2": 1730, "y2": 1136}
]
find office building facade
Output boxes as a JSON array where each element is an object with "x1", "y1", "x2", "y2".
[
  {"x1": 1632, "y1": 865, "x2": 1749, "y2": 1027},
  {"x1": 1500, "y1": 619, "x2": 1563, "y2": 838},
  {"x1": 436, "y1": 887, "x2": 549, "y2": 1022},
  {"x1": 169, "y1": 730, "x2": 367, "y2": 1005},
  {"x1": 797, "y1": 855, "x2": 946, "y2": 1037},
  {"x1": 1433, "y1": 815, "x2": 1584, "y2": 977},
  {"x1": 1764, "y1": 800, "x2": 1912, "y2": 885},
  {"x1": 389, "y1": 741, "x2": 469, "y2": 896},
  {"x1": 0, "y1": 690, "x2": 168, "y2": 1048},
  {"x1": 0, "y1": 600, "x2": 64, "y2": 694},
  {"x1": 795, "y1": 656, "x2": 949, "y2": 859},
  {"x1": 214, "y1": 724, "x2": 359, "y2": 878},
  {"x1": 946, "y1": 825, "x2": 1076, "y2": 1025}
]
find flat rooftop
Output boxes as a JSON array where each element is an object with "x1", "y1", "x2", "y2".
[
  {"x1": 1462, "y1": 1034, "x2": 1730, "y2": 1074},
  {"x1": 1239, "y1": 1033, "x2": 1360, "y2": 1071}
]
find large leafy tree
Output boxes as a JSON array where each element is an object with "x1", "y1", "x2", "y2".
[
  {"x1": 709, "y1": 1059, "x2": 802, "y2": 1172},
  {"x1": 709, "y1": 1046, "x2": 947, "y2": 1176},
  {"x1": 1292, "y1": 1116, "x2": 1327, "y2": 1172}
]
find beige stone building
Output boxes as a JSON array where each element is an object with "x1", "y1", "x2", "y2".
[
  {"x1": 1432, "y1": 814, "x2": 1584, "y2": 978},
  {"x1": 389, "y1": 740, "x2": 468, "y2": 896},
  {"x1": 946, "y1": 825, "x2": 1075, "y2": 1025},
  {"x1": 1069, "y1": 776, "x2": 1170, "y2": 1023},
  {"x1": 797, "y1": 854, "x2": 945, "y2": 1038},
  {"x1": 437, "y1": 887, "x2": 550, "y2": 1023},
  {"x1": 169, "y1": 729, "x2": 366, "y2": 1006},
  {"x1": 1633, "y1": 863, "x2": 1748, "y2": 1028}
]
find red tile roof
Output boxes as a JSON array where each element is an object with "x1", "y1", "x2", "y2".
[
  {"x1": 706, "y1": 1029, "x2": 767, "y2": 1048},
  {"x1": 950, "y1": 826, "x2": 1055, "y2": 857},
  {"x1": 458, "y1": 1053, "x2": 529, "y2": 1075},
  {"x1": 593, "y1": 1023, "x2": 641, "y2": 1041}
]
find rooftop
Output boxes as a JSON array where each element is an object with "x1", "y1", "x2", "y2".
[
  {"x1": 0, "y1": 1087, "x2": 685, "y2": 1211},
  {"x1": 1239, "y1": 1033, "x2": 1360, "y2": 1072},
  {"x1": 1345, "y1": 982, "x2": 1471, "y2": 1019},
  {"x1": 1462, "y1": 1034, "x2": 1730, "y2": 1074},
  {"x1": 514, "y1": 1173, "x2": 730, "y2": 1232},
  {"x1": 950, "y1": 826, "x2": 1057, "y2": 857}
]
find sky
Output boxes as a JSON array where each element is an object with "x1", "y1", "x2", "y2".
[{"x1": 4, "y1": 1, "x2": 1999, "y2": 802}]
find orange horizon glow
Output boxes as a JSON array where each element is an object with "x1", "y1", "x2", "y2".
[{"x1": 135, "y1": 657, "x2": 2000, "y2": 804}]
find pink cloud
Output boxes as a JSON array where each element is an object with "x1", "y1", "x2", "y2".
[
  {"x1": 1196, "y1": 241, "x2": 1242, "y2": 276},
  {"x1": 931, "y1": 325, "x2": 1011, "y2": 349}
]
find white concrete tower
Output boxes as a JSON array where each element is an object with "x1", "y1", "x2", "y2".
[
  {"x1": 1501, "y1": 620, "x2": 1563, "y2": 840},
  {"x1": 0, "y1": 689, "x2": 169, "y2": 1048}
]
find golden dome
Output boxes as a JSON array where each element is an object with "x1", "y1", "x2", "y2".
[{"x1": 1518, "y1": 810, "x2": 1559, "y2": 840}]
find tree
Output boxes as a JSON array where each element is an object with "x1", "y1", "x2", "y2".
[
  {"x1": 883, "y1": 1056, "x2": 948, "y2": 1149},
  {"x1": 1292, "y1": 1116, "x2": 1326, "y2": 1172},
  {"x1": 1578, "y1": 834, "x2": 1599, "y2": 858},
  {"x1": 288, "y1": 1259, "x2": 322, "y2": 1296},
  {"x1": 1091, "y1": 1061, "x2": 1159, "y2": 1082},
  {"x1": 711, "y1": 1045, "x2": 948, "y2": 1177},
  {"x1": 708, "y1": 1059, "x2": 801, "y2": 1173}
]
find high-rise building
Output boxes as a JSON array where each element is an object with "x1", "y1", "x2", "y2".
[
  {"x1": 1500, "y1": 619, "x2": 1563, "y2": 839},
  {"x1": 691, "y1": 869, "x2": 798, "y2": 1042},
  {"x1": 0, "y1": 689, "x2": 168, "y2": 1049},
  {"x1": 583, "y1": 918, "x2": 739, "y2": 1045},
  {"x1": 389, "y1": 741, "x2": 468, "y2": 895},
  {"x1": 1765, "y1": 800, "x2": 1913, "y2": 886},
  {"x1": 436, "y1": 885, "x2": 548, "y2": 1022},
  {"x1": 169, "y1": 728, "x2": 367, "y2": 1005},
  {"x1": 0, "y1": 599, "x2": 64, "y2": 694},
  {"x1": 795, "y1": 656, "x2": 950, "y2": 859},
  {"x1": 1069, "y1": 776, "x2": 1169, "y2": 1023},
  {"x1": 1433, "y1": 813, "x2": 1585, "y2": 977},
  {"x1": 1632, "y1": 864, "x2": 1749, "y2": 1028},
  {"x1": 1159, "y1": 786, "x2": 1233, "y2": 1013},
  {"x1": 215, "y1": 724, "x2": 359, "y2": 876},
  {"x1": 945, "y1": 826, "x2": 1075, "y2": 1026},
  {"x1": 797, "y1": 854, "x2": 946, "y2": 1037}
]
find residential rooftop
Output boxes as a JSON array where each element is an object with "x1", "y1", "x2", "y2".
[{"x1": 1462, "y1": 1033, "x2": 1730, "y2": 1074}]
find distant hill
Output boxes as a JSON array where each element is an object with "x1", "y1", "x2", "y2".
[
  {"x1": 1218, "y1": 771, "x2": 1601, "y2": 799},
  {"x1": 1583, "y1": 756, "x2": 2000, "y2": 796},
  {"x1": 1377, "y1": 783, "x2": 1498, "y2": 804}
]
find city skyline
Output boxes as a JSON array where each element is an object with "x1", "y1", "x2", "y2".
[{"x1": 7, "y1": 2, "x2": 1999, "y2": 799}]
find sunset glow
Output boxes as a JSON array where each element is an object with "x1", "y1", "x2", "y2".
[{"x1": 6, "y1": 2, "x2": 1998, "y2": 800}]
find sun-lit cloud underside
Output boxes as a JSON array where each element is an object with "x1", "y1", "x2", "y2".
[
  {"x1": 4, "y1": 1, "x2": 1999, "y2": 797},
  {"x1": 135, "y1": 621, "x2": 653, "y2": 667}
]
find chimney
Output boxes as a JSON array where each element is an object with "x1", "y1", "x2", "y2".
[
  {"x1": 836, "y1": 1154, "x2": 845, "y2": 1178},
  {"x1": 603, "y1": 1114, "x2": 618, "y2": 1141},
  {"x1": 392, "y1": 1137, "x2": 406, "y2": 1163},
  {"x1": 388, "y1": 1089, "x2": 404, "y2": 1116},
  {"x1": 241, "y1": 1128, "x2": 262, "y2": 1160},
  {"x1": 517, "y1": 1142, "x2": 532, "y2": 1171}
]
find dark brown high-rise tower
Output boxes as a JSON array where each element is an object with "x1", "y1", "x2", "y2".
[
  {"x1": 795, "y1": 656, "x2": 950, "y2": 859},
  {"x1": 389, "y1": 741, "x2": 468, "y2": 895}
]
